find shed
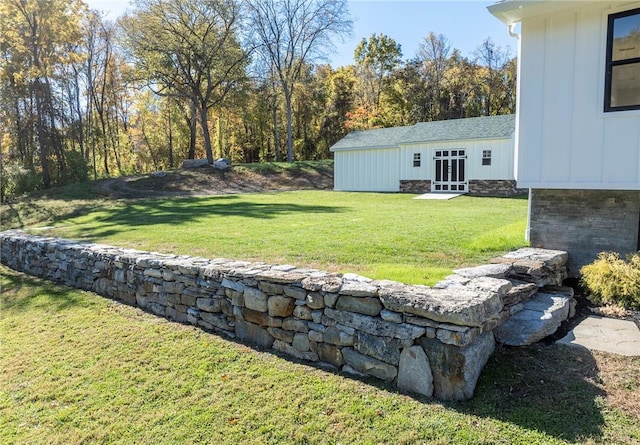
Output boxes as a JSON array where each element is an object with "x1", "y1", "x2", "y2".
[
  {"x1": 489, "y1": 0, "x2": 640, "y2": 273},
  {"x1": 330, "y1": 114, "x2": 519, "y2": 196}
]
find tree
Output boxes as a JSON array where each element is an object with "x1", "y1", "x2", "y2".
[
  {"x1": 247, "y1": 0, "x2": 352, "y2": 162},
  {"x1": 0, "y1": 0, "x2": 86, "y2": 189},
  {"x1": 474, "y1": 37, "x2": 515, "y2": 116},
  {"x1": 120, "y1": 0, "x2": 249, "y2": 164},
  {"x1": 353, "y1": 33, "x2": 402, "y2": 122}
]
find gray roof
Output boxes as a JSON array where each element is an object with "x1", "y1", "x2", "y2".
[
  {"x1": 330, "y1": 114, "x2": 515, "y2": 151},
  {"x1": 329, "y1": 125, "x2": 413, "y2": 150}
]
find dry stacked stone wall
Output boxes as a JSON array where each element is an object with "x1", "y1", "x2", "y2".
[{"x1": 0, "y1": 230, "x2": 571, "y2": 401}]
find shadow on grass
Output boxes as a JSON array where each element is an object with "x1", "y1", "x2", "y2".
[
  {"x1": 1, "y1": 267, "x2": 88, "y2": 312},
  {"x1": 453, "y1": 343, "x2": 606, "y2": 442},
  {"x1": 71, "y1": 196, "x2": 346, "y2": 238}
]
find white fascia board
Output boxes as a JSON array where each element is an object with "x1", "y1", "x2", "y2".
[{"x1": 488, "y1": 0, "x2": 596, "y2": 25}]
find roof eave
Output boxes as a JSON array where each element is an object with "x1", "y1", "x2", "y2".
[{"x1": 487, "y1": 0, "x2": 595, "y2": 25}]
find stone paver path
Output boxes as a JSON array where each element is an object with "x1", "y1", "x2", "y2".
[{"x1": 557, "y1": 315, "x2": 640, "y2": 356}]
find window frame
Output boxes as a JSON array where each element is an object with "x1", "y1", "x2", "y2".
[
  {"x1": 482, "y1": 150, "x2": 492, "y2": 166},
  {"x1": 413, "y1": 153, "x2": 421, "y2": 168},
  {"x1": 604, "y1": 7, "x2": 640, "y2": 112}
]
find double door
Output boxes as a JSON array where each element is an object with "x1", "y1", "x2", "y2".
[{"x1": 433, "y1": 149, "x2": 467, "y2": 192}]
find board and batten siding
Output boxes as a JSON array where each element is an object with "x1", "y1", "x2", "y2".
[
  {"x1": 517, "y1": 1, "x2": 640, "y2": 190},
  {"x1": 398, "y1": 138, "x2": 514, "y2": 182},
  {"x1": 333, "y1": 148, "x2": 400, "y2": 192}
]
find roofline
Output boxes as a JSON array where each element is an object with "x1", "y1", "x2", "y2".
[
  {"x1": 330, "y1": 144, "x2": 398, "y2": 152},
  {"x1": 488, "y1": 0, "x2": 597, "y2": 25},
  {"x1": 331, "y1": 134, "x2": 514, "y2": 152}
]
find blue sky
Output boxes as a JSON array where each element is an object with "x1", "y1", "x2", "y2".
[{"x1": 84, "y1": 0, "x2": 515, "y2": 67}]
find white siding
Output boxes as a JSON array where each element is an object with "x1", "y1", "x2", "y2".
[
  {"x1": 333, "y1": 148, "x2": 400, "y2": 191},
  {"x1": 517, "y1": 2, "x2": 640, "y2": 189},
  {"x1": 398, "y1": 138, "x2": 514, "y2": 181}
]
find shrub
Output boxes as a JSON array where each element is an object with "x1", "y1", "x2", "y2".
[{"x1": 580, "y1": 251, "x2": 640, "y2": 310}]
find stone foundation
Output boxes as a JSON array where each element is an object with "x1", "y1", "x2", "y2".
[
  {"x1": 529, "y1": 189, "x2": 640, "y2": 275},
  {"x1": 400, "y1": 180, "x2": 431, "y2": 193},
  {"x1": 468, "y1": 180, "x2": 526, "y2": 197},
  {"x1": 0, "y1": 230, "x2": 572, "y2": 401}
]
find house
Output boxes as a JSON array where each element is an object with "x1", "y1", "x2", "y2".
[
  {"x1": 330, "y1": 114, "x2": 521, "y2": 196},
  {"x1": 489, "y1": 1, "x2": 640, "y2": 274}
]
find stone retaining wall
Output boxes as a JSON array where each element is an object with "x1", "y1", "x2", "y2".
[{"x1": 0, "y1": 230, "x2": 570, "y2": 401}]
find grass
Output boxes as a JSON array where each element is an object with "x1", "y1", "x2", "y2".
[
  {"x1": 2, "y1": 267, "x2": 640, "y2": 444},
  {"x1": 3, "y1": 190, "x2": 528, "y2": 285}
]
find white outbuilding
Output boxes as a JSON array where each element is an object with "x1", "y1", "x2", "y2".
[{"x1": 330, "y1": 114, "x2": 520, "y2": 196}]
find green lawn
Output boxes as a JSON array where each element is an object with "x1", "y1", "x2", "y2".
[
  {"x1": 15, "y1": 191, "x2": 529, "y2": 285},
  {"x1": 2, "y1": 268, "x2": 639, "y2": 444}
]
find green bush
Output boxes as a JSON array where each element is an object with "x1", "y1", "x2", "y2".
[
  {"x1": 580, "y1": 252, "x2": 640, "y2": 310},
  {"x1": 0, "y1": 161, "x2": 42, "y2": 202}
]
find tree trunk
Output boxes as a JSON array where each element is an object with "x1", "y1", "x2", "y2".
[
  {"x1": 284, "y1": 90, "x2": 293, "y2": 162},
  {"x1": 199, "y1": 104, "x2": 214, "y2": 164}
]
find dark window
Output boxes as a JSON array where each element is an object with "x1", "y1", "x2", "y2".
[
  {"x1": 413, "y1": 153, "x2": 421, "y2": 167},
  {"x1": 482, "y1": 150, "x2": 492, "y2": 166},
  {"x1": 605, "y1": 8, "x2": 640, "y2": 112}
]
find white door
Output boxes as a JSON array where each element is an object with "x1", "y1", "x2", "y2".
[{"x1": 433, "y1": 149, "x2": 467, "y2": 192}]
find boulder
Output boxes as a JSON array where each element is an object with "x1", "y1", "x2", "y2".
[
  {"x1": 182, "y1": 158, "x2": 209, "y2": 168},
  {"x1": 378, "y1": 286, "x2": 503, "y2": 328},
  {"x1": 494, "y1": 289, "x2": 574, "y2": 346},
  {"x1": 212, "y1": 158, "x2": 231, "y2": 170},
  {"x1": 342, "y1": 348, "x2": 398, "y2": 381},
  {"x1": 397, "y1": 346, "x2": 434, "y2": 398},
  {"x1": 421, "y1": 331, "x2": 495, "y2": 401}
]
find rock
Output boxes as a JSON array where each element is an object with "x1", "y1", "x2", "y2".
[
  {"x1": 503, "y1": 280, "x2": 538, "y2": 305},
  {"x1": 380, "y1": 309, "x2": 403, "y2": 323},
  {"x1": 354, "y1": 331, "x2": 410, "y2": 365},
  {"x1": 267, "y1": 327, "x2": 295, "y2": 343},
  {"x1": 436, "y1": 325, "x2": 479, "y2": 347},
  {"x1": 182, "y1": 158, "x2": 209, "y2": 168},
  {"x1": 453, "y1": 263, "x2": 512, "y2": 279},
  {"x1": 221, "y1": 278, "x2": 245, "y2": 293},
  {"x1": 151, "y1": 170, "x2": 167, "y2": 178},
  {"x1": 292, "y1": 333, "x2": 310, "y2": 352},
  {"x1": 241, "y1": 307, "x2": 282, "y2": 327},
  {"x1": 335, "y1": 295, "x2": 383, "y2": 316},
  {"x1": 421, "y1": 331, "x2": 495, "y2": 401},
  {"x1": 196, "y1": 297, "x2": 220, "y2": 313},
  {"x1": 339, "y1": 281, "x2": 378, "y2": 297},
  {"x1": 494, "y1": 291, "x2": 573, "y2": 346},
  {"x1": 324, "y1": 308, "x2": 426, "y2": 340},
  {"x1": 293, "y1": 305, "x2": 313, "y2": 320},
  {"x1": 273, "y1": 340, "x2": 318, "y2": 362},
  {"x1": 200, "y1": 312, "x2": 232, "y2": 331},
  {"x1": 316, "y1": 344, "x2": 345, "y2": 368},
  {"x1": 342, "y1": 348, "x2": 398, "y2": 381},
  {"x1": 378, "y1": 286, "x2": 503, "y2": 328},
  {"x1": 268, "y1": 295, "x2": 295, "y2": 317},
  {"x1": 323, "y1": 326, "x2": 354, "y2": 346},
  {"x1": 235, "y1": 320, "x2": 274, "y2": 348},
  {"x1": 244, "y1": 287, "x2": 268, "y2": 312},
  {"x1": 397, "y1": 346, "x2": 434, "y2": 398},
  {"x1": 282, "y1": 318, "x2": 309, "y2": 333},
  {"x1": 212, "y1": 158, "x2": 231, "y2": 170},
  {"x1": 305, "y1": 292, "x2": 324, "y2": 309}
]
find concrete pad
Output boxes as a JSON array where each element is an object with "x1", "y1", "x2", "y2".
[
  {"x1": 557, "y1": 316, "x2": 640, "y2": 356},
  {"x1": 414, "y1": 193, "x2": 464, "y2": 200}
]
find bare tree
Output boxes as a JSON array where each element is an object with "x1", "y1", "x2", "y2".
[{"x1": 247, "y1": 0, "x2": 352, "y2": 162}]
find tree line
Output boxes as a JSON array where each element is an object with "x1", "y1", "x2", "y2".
[{"x1": 0, "y1": 0, "x2": 516, "y2": 200}]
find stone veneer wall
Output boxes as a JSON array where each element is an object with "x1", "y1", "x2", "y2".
[
  {"x1": 399, "y1": 180, "x2": 431, "y2": 193},
  {"x1": 468, "y1": 180, "x2": 526, "y2": 197},
  {"x1": 0, "y1": 230, "x2": 568, "y2": 401},
  {"x1": 529, "y1": 189, "x2": 640, "y2": 275}
]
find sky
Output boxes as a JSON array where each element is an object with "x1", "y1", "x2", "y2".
[{"x1": 84, "y1": 0, "x2": 516, "y2": 67}]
